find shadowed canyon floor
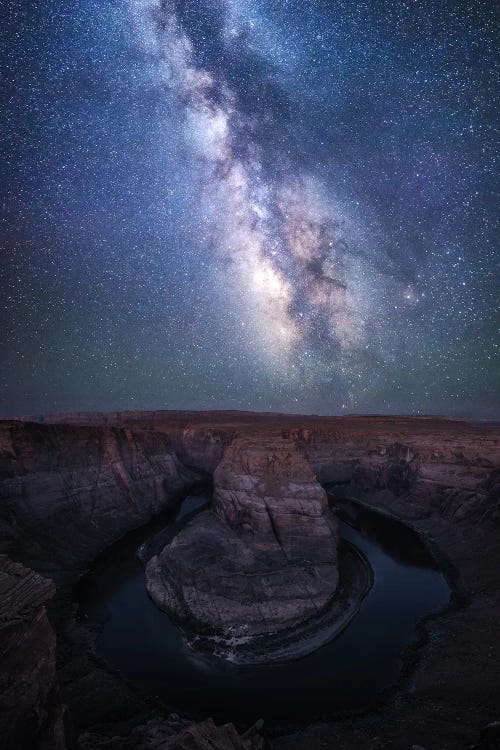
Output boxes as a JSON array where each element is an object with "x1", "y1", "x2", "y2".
[{"x1": 1, "y1": 412, "x2": 499, "y2": 749}]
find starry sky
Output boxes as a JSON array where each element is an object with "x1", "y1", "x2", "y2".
[{"x1": 1, "y1": 0, "x2": 498, "y2": 418}]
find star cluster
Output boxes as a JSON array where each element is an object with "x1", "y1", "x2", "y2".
[{"x1": 0, "y1": 0, "x2": 498, "y2": 417}]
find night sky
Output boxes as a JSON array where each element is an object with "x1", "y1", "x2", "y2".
[{"x1": 1, "y1": 0, "x2": 498, "y2": 418}]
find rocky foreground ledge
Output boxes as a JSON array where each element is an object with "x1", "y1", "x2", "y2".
[
  {"x1": 0, "y1": 556, "x2": 66, "y2": 750},
  {"x1": 0, "y1": 412, "x2": 499, "y2": 749}
]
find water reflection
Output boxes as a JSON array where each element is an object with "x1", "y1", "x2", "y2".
[{"x1": 332, "y1": 496, "x2": 437, "y2": 570}]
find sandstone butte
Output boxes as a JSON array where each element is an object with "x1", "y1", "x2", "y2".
[
  {"x1": 146, "y1": 436, "x2": 346, "y2": 662},
  {"x1": 0, "y1": 411, "x2": 499, "y2": 749}
]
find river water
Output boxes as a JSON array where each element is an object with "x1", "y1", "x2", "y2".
[{"x1": 78, "y1": 494, "x2": 449, "y2": 722}]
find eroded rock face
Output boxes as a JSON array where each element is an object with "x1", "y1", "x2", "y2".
[
  {"x1": 212, "y1": 437, "x2": 338, "y2": 561},
  {"x1": 0, "y1": 556, "x2": 66, "y2": 750},
  {"x1": 7, "y1": 414, "x2": 497, "y2": 531},
  {"x1": 0, "y1": 421, "x2": 203, "y2": 568},
  {"x1": 146, "y1": 437, "x2": 340, "y2": 659},
  {"x1": 79, "y1": 717, "x2": 265, "y2": 750},
  {"x1": 0, "y1": 412, "x2": 499, "y2": 748}
]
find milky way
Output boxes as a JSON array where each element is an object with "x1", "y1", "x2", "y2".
[{"x1": 1, "y1": 0, "x2": 498, "y2": 416}]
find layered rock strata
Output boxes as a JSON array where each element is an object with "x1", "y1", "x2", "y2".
[
  {"x1": 0, "y1": 412, "x2": 499, "y2": 748},
  {"x1": 1, "y1": 416, "x2": 498, "y2": 606},
  {"x1": 0, "y1": 420, "x2": 203, "y2": 568},
  {"x1": 0, "y1": 556, "x2": 66, "y2": 750},
  {"x1": 146, "y1": 437, "x2": 348, "y2": 661}
]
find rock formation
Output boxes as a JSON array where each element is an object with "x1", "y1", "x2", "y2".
[
  {"x1": 145, "y1": 437, "x2": 344, "y2": 660},
  {"x1": 0, "y1": 556, "x2": 66, "y2": 750},
  {"x1": 0, "y1": 412, "x2": 499, "y2": 748},
  {"x1": 79, "y1": 717, "x2": 265, "y2": 750},
  {"x1": 0, "y1": 420, "x2": 203, "y2": 568}
]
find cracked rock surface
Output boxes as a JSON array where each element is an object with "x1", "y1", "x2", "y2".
[{"x1": 146, "y1": 436, "x2": 340, "y2": 657}]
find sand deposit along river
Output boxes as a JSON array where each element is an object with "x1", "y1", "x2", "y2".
[{"x1": 78, "y1": 493, "x2": 450, "y2": 722}]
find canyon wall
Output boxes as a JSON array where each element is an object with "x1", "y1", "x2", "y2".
[
  {"x1": 0, "y1": 412, "x2": 499, "y2": 749},
  {"x1": 0, "y1": 420, "x2": 204, "y2": 569},
  {"x1": 0, "y1": 556, "x2": 66, "y2": 750},
  {"x1": 2, "y1": 414, "x2": 498, "y2": 571}
]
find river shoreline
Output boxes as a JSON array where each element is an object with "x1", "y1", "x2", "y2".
[{"x1": 75, "y1": 489, "x2": 448, "y2": 725}]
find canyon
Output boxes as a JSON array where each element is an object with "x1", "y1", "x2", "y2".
[{"x1": 0, "y1": 411, "x2": 499, "y2": 749}]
